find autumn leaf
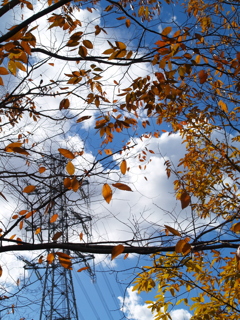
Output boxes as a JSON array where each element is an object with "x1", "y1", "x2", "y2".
[
  {"x1": 111, "y1": 244, "x2": 124, "y2": 260},
  {"x1": 165, "y1": 225, "x2": 181, "y2": 236},
  {"x1": 23, "y1": 185, "x2": 36, "y2": 193},
  {"x1": 180, "y1": 191, "x2": 191, "y2": 209},
  {"x1": 198, "y1": 70, "x2": 208, "y2": 84},
  {"x1": 38, "y1": 166, "x2": 46, "y2": 173},
  {"x1": 66, "y1": 161, "x2": 75, "y2": 175},
  {"x1": 52, "y1": 232, "x2": 62, "y2": 241},
  {"x1": 50, "y1": 214, "x2": 58, "y2": 223},
  {"x1": 76, "y1": 115, "x2": 92, "y2": 123},
  {"x1": 162, "y1": 26, "x2": 172, "y2": 36},
  {"x1": 102, "y1": 183, "x2": 112, "y2": 203},
  {"x1": 56, "y1": 252, "x2": 72, "y2": 259},
  {"x1": 35, "y1": 227, "x2": 41, "y2": 235},
  {"x1": 232, "y1": 222, "x2": 240, "y2": 233},
  {"x1": 59, "y1": 98, "x2": 70, "y2": 110},
  {"x1": 0, "y1": 266, "x2": 2, "y2": 277},
  {"x1": 120, "y1": 160, "x2": 127, "y2": 175},
  {"x1": 77, "y1": 266, "x2": 90, "y2": 272},
  {"x1": 58, "y1": 148, "x2": 75, "y2": 159},
  {"x1": 46, "y1": 252, "x2": 55, "y2": 264},
  {"x1": 83, "y1": 39, "x2": 93, "y2": 49},
  {"x1": 112, "y1": 183, "x2": 133, "y2": 191}
]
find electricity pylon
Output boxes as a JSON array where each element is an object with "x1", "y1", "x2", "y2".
[{"x1": 23, "y1": 155, "x2": 94, "y2": 320}]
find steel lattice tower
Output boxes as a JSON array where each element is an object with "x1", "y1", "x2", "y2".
[{"x1": 23, "y1": 155, "x2": 94, "y2": 320}]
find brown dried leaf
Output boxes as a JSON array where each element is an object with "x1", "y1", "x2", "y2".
[
  {"x1": 58, "y1": 148, "x2": 75, "y2": 159},
  {"x1": 180, "y1": 191, "x2": 191, "y2": 209},
  {"x1": 111, "y1": 244, "x2": 124, "y2": 260}
]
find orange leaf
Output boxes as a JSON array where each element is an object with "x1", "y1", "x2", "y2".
[
  {"x1": 58, "y1": 148, "x2": 75, "y2": 159},
  {"x1": 0, "y1": 67, "x2": 9, "y2": 75},
  {"x1": 112, "y1": 183, "x2": 132, "y2": 191},
  {"x1": 180, "y1": 191, "x2": 191, "y2": 209},
  {"x1": 77, "y1": 266, "x2": 90, "y2": 272},
  {"x1": 38, "y1": 166, "x2": 46, "y2": 173},
  {"x1": 56, "y1": 252, "x2": 72, "y2": 259},
  {"x1": 120, "y1": 160, "x2": 127, "y2": 175},
  {"x1": 124, "y1": 253, "x2": 129, "y2": 260},
  {"x1": 47, "y1": 252, "x2": 55, "y2": 264},
  {"x1": 0, "y1": 266, "x2": 3, "y2": 277},
  {"x1": 66, "y1": 161, "x2": 75, "y2": 175},
  {"x1": 25, "y1": 210, "x2": 36, "y2": 219},
  {"x1": 52, "y1": 232, "x2": 62, "y2": 241},
  {"x1": 162, "y1": 26, "x2": 172, "y2": 36},
  {"x1": 164, "y1": 225, "x2": 181, "y2": 236},
  {"x1": 19, "y1": 220, "x2": 23, "y2": 230},
  {"x1": 23, "y1": 185, "x2": 36, "y2": 193},
  {"x1": 50, "y1": 214, "x2": 58, "y2": 223},
  {"x1": 232, "y1": 222, "x2": 240, "y2": 233},
  {"x1": 35, "y1": 227, "x2": 41, "y2": 235},
  {"x1": 111, "y1": 244, "x2": 124, "y2": 260},
  {"x1": 79, "y1": 232, "x2": 83, "y2": 241},
  {"x1": 102, "y1": 183, "x2": 112, "y2": 204}
]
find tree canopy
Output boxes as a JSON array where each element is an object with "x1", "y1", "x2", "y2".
[{"x1": 0, "y1": 0, "x2": 240, "y2": 318}]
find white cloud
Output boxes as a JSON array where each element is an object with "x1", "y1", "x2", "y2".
[
  {"x1": 118, "y1": 286, "x2": 192, "y2": 320},
  {"x1": 118, "y1": 287, "x2": 154, "y2": 320},
  {"x1": 170, "y1": 309, "x2": 192, "y2": 320}
]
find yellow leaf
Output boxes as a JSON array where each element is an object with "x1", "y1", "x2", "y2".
[
  {"x1": 115, "y1": 41, "x2": 126, "y2": 50},
  {"x1": 23, "y1": 185, "x2": 36, "y2": 193},
  {"x1": 120, "y1": 160, "x2": 127, "y2": 175},
  {"x1": 66, "y1": 161, "x2": 75, "y2": 175},
  {"x1": 218, "y1": 100, "x2": 228, "y2": 113},
  {"x1": 112, "y1": 183, "x2": 132, "y2": 191},
  {"x1": 15, "y1": 61, "x2": 26, "y2": 72},
  {"x1": 83, "y1": 39, "x2": 93, "y2": 49},
  {"x1": 77, "y1": 266, "x2": 90, "y2": 272},
  {"x1": 180, "y1": 191, "x2": 191, "y2": 209},
  {"x1": 50, "y1": 214, "x2": 58, "y2": 223},
  {"x1": 58, "y1": 148, "x2": 75, "y2": 159},
  {"x1": 8, "y1": 60, "x2": 17, "y2": 76},
  {"x1": 5, "y1": 142, "x2": 23, "y2": 152},
  {"x1": 47, "y1": 252, "x2": 55, "y2": 264},
  {"x1": 102, "y1": 183, "x2": 112, "y2": 203},
  {"x1": 162, "y1": 26, "x2": 172, "y2": 36},
  {"x1": 35, "y1": 227, "x2": 41, "y2": 235},
  {"x1": 52, "y1": 232, "x2": 62, "y2": 241},
  {"x1": 111, "y1": 244, "x2": 124, "y2": 260},
  {"x1": 165, "y1": 225, "x2": 181, "y2": 236},
  {"x1": 104, "y1": 149, "x2": 112, "y2": 155}
]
